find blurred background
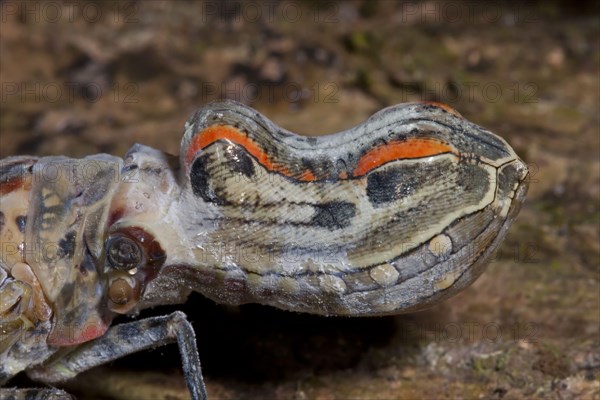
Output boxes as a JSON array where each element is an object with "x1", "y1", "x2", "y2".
[{"x1": 1, "y1": 1, "x2": 598, "y2": 399}]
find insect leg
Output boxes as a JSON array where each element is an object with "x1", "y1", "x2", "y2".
[
  {"x1": 27, "y1": 311, "x2": 207, "y2": 400},
  {"x1": 0, "y1": 267, "x2": 32, "y2": 356}
]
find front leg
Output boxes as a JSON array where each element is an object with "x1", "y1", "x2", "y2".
[{"x1": 27, "y1": 312, "x2": 207, "y2": 400}]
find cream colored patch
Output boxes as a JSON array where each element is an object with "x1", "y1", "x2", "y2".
[
  {"x1": 0, "y1": 189, "x2": 30, "y2": 269},
  {"x1": 375, "y1": 298, "x2": 399, "y2": 313},
  {"x1": 246, "y1": 273, "x2": 263, "y2": 289},
  {"x1": 429, "y1": 234, "x2": 452, "y2": 257},
  {"x1": 499, "y1": 179, "x2": 522, "y2": 218},
  {"x1": 435, "y1": 270, "x2": 461, "y2": 291},
  {"x1": 318, "y1": 274, "x2": 347, "y2": 294},
  {"x1": 279, "y1": 276, "x2": 300, "y2": 294},
  {"x1": 369, "y1": 263, "x2": 400, "y2": 287},
  {"x1": 10, "y1": 262, "x2": 52, "y2": 322},
  {"x1": 43, "y1": 192, "x2": 61, "y2": 208}
]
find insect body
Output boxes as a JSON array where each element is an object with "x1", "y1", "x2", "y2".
[{"x1": 0, "y1": 101, "x2": 528, "y2": 399}]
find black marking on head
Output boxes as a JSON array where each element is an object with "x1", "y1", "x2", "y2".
[
  {"x1": 15, "y1": 215, "x2": 27, "y2": 234},
  {"x1": 141, "y1": 166, "x2": 164, "y2": 175},
  {"x1": 190, "y1": 154, "x2": 226, "y2": 205},
  {"x1": 59, "y1": 283, "x2": 77, "y2": 310},
  {"x1": 301, "y1": 156, "x2": 313, "y2": 171},
  {"x1": 226, "y1": 145, "x2": 255, "y2": 178},
  {"x1": 58, "y1": 230, "x2": 77, "y2": 259},
  {"x1": 0, "y1": 211, "x2": 4, "y2": 232},
  {"x1": 455, "y1": 163, "x2": 489, "y2": 196},
  {"x1": 80, "y1": 167, "x2": 115, "y2": 206},
  {"x1": 367, "y1": 167, "x2": 419, "y2": 206},
  {"x1": 422, "y1": 104, "x2": 441, "y2": 113},
  {"x1": 307, "y1": 137, "x2": 318, "y2": 146},
  {"x1": 78, "y1": 244, "x2": 97, "y2": 276},
  {"x1": 41, "y1": 203, "x2": 65, "y2": 216},
  {"x1": 311, "y1": 201, "x2": 356, "y2": 230},
  {"x1": 122, "y1": 164, "x2": 139, "y2": 172}
]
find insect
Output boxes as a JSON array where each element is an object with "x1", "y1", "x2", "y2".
[{"x1": 0, "y1": 100, "x2": 528, "y2": 399}]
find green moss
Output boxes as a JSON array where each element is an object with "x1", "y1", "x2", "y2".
[
  {"x1": 550, "y1": 260, "x2": 562, "y2": 271},
  {"x1": 533, "y1": 343, "x2": 573, "y2": 379},
  {"x1": 472, "y1": 349, "x2": 514, "y2": 382},
  {"x1": 344, "y1": 32, "x2": 374, "y2": 53}
]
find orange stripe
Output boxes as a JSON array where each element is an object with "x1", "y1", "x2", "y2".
[
  {"x1": 353, "y1": 138, "x2": 454, "y2": 177},
  {"x1": 419, "y1": 101, "x2": 463, "y2": 118},
  {"x1": 186, "y1": 125, "x2": 317, "y2": 182},
  {"x1": 297, "y1": 169, "x2": 316, "y2": 181},
  {"x1": 0, "y1": 176, "x2": 30, "y2": 196}
]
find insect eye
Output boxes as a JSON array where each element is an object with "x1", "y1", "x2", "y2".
[
  {"x1": 104, "y1": 226, "x2": 165, "y2": 314},
  {"x1": 106, "y1": 235, "x2": 143, "y2": 270}
]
